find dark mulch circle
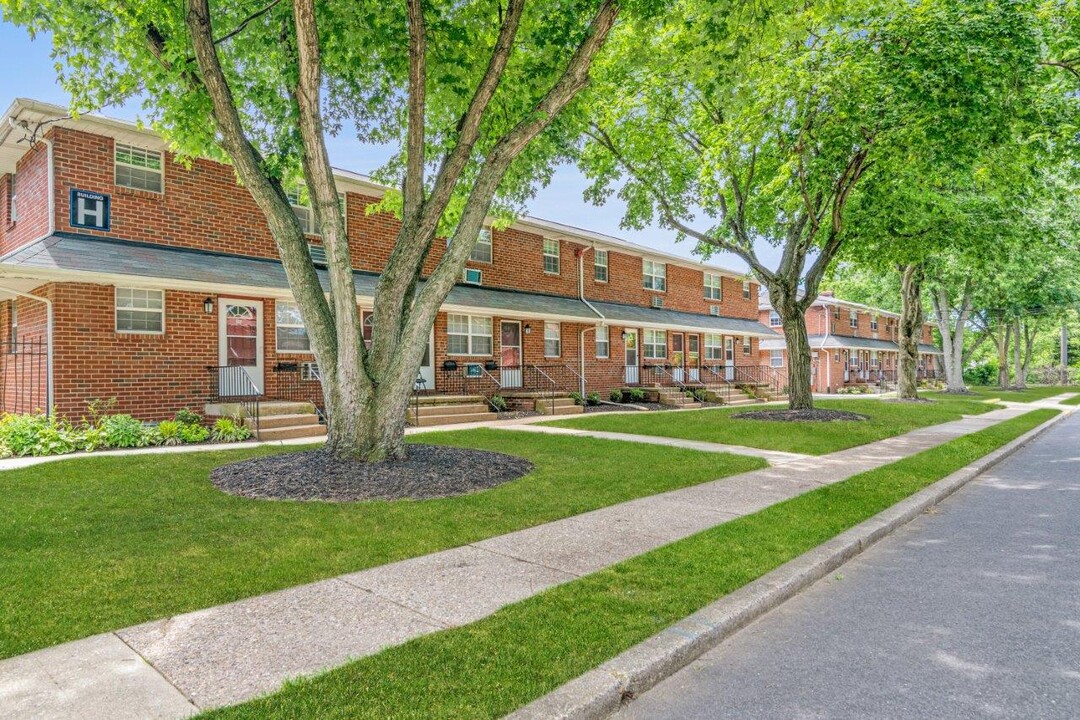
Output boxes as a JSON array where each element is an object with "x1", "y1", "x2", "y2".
[
  {"x1": 211, "y1": 444, "x2": 533, "y2": 502},
  {"x1": 732, "y1": 409, "x2": 869, "y2": 423}
]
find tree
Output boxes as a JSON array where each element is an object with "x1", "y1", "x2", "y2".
[
  {"x1": 4, "y1": 0, "x2": 627, "y2": 461},
  {"x1": 578, "y1": 0, "x2": 1044, "y2": 410}
]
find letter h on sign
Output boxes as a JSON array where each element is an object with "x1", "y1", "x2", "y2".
[{"x1": 69, "y1": 189, "x2": 111, "y2": 231}]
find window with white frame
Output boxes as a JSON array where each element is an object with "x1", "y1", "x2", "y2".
[
  {"x1": 286, "y1": 185, "x2": 346, "y2": 235},
  {"x1": 594, "y1": 249, "x2": 608, "y2": 282},
  {"x1": 704, "y1": 273, "x2": 722, "y2": 300},
  {"x1": 275, "y1": 301, "x2": 311, "y2": 352},
  {"x1": 769, "y1": 310, "x2": 781, "y2": 327},
  {"x1": 115, "y1": 288, "x2": 164, "y2": 333},
  {"x1": 849, "y1": 310, "x2": 859, "y2": 329},
  {"x1": 8, "y1": 172, "x2": 16, "y2": 223},
  {"x1": 544, "y1": 322, "x2": 561, "y2": 357},
  {"x1": 543, "y1": 238, "x2": 560, "y2": 274},
  {"x1": 742, "y1": 280, "x2": 751, "y2": 299},
  {"x1": 470, "y1": 228, "x2": 493, "y2": 263},
  {"x1": 850, "y1": 353, "x2": 859, "y2": 367},
  {"x1": 871, "y1": 351, "x2": 879, "y2": 367},
  {"x1": 871, "y1": 315, "x2": 879, "y2": 331},
  {"x1": 114, "y1": 144, "x2": 163, "y2": 193},
  {"x1": 770, "y1": 349, "x2": 784, "y2": 368},
  {"x1": 444, "y1": 313, "x2": 492, "y2": 356},
  {"x1": 743, "y1": 335, "x2": 751, "y2": 355},
  {"x1": 595, "y1": 325, "x2": 609, "y2": 358},
  {"x1": 704, "y1": 334, "x2": 723, "y2": 361},
  {"x1": 644, "y1": 329, "x2": 667, "y2": 359},
  {"x1": 447, "y1": 314, "x2": 492, "y2": 355},
  {"x1": 643, "y1": 260, "x2": 667, "y2": 291}
]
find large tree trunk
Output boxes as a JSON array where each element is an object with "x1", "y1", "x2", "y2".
[
  {"x1": 1012, "y1": 317, "x2": 1026, "y2": 389},
  {"x1": 994, "y1": 317, "x2": 1012, "y2": 389},
  {"x1": 931, "y1": 279, "x2": 971, "y2": 393},
  {"x1": 780, "y1": 310, "x2": 814, "y2": 410},
  {"x1": 897, "y1": 263, "x2": 923, "y2": 400}
]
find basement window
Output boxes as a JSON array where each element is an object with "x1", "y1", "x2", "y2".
[
  {"x1": 114, "y1": 143, "x2": 163, "y2": 193},
  {"x1": 115, "y1": 287, "x2": 164, "y2": 334}
]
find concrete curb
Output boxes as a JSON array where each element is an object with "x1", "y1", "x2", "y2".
[{"x1": 506, "y1": 409, "x2": 1070, "y2": 720}]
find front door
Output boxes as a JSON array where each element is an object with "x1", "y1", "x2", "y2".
[
  {"x1": 500, "y1": 321, "x2": 522, "y2": 388},
  {"x1": 724, "y1": 337, "x2": 735, "y2": 381},
  {"x1": 416, "y1": 330, "x2": 436, "y2": 391},
  {"x1": 687, "y1": 334, "x2": 700, "y2": 382},
  {"x1": 671, "y1": 333, "x2": 685, "y2": 382},
  {"x1": 218, "y1": 299, "x2": 263, "y2": 396},
  {"x1": 624, "y1": 330, "x2": 639, "y2": 384}
]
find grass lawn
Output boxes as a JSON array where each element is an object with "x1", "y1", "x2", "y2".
[
  {"x1": 202, "y1": 409, "x2": 1057, "y2": 720},
  {"x1": 965, "y1": 385, "x2": 1080, "y2": 403},
  {"x1": 543, "y1": 395, "x2": 999, "y2": 455},
  {"x1": 0, "y1": 431, "x2": 764, "y2": 659},
  {"x1": 1062, "y1": 393, "x2": 1080, "y2": 406}
]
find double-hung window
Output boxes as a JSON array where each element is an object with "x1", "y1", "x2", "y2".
[
  {"x1": 743, "y1": 335, "x2": 751, "y2": 355},
  {"x1": 543, "y1": 239, "x2": 560, "y2": 274},
  {"x1": 770, "y1": 349, "x2": 784, "y2": 368},
  {"x1": 470, "y1": 228, "x2": 493, "y2": 263},
  {"x1": 447, "y1": 314, "x2": 492, "y2": 355},
  {"x1": 742, "y1": 280, "x2": 751, "y2": 299},
  {"x1": 595, "y1": 325, "x2": 609, "y2": 358},
  {"x1": 704, "y1": 273, "x2": 722, "y2": 300},
  {"x1": 275, "y1": 301, "x2": 311, "y2": 352},
  {"x1": 704, "y1": 334, "x2": 723, "y2": 361},
  {"x1": 544, "y1": 322, "x2": 561, "y2": 357},
  {"x1": 643, "y1": 329, "x2": 667, "y2": 359},
  {"x1": 287, "y1": 186, "x2": 346, "y2": 235},
  {"x1": 114, "y1": 144, "x2": 163, "y2": 193},
  {"x1": 769, "y1": 310, "x2": 781, "y2": 327},
  {"x1": 643, "y1": 260, "x2": 667, "y2": 291},
  {"x1": 871, "y1": 315, "x2": 879, "y2": 332},
  {"x1": 594, "y1": 249, "x2": 608, "y2": 282},
  {"x1": 115, "y1": 288, "x2": 164, "y2": 334},
  {"x1": 849, "y1": 310, "x2": 859, "y2": 329}
]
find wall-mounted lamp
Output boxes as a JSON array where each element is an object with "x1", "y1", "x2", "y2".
[
  {"x1": 621, "y1": 330, "x2": 632, "y2": 341},
  {"x1": 203, "y1": 297, "x2": 214, "y2": 314},
  {"x1": 524, "y1": 323, "x2": 532, "y2": 335}
]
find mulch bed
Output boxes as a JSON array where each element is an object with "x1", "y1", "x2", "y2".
[
  {"x1": 211, "y1": 444, "x2": 533, "y2": 502},
  {"x1": 732, "y1": 409, "x2": 869, "y2": 422}
]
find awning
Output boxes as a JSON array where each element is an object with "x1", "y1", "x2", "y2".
[
  {"x1": 1, "y1": 232, "x2": 777, "y2": 336},
  {"x1": 759, "y1": 333, "x2": 942, "y2": 355}
]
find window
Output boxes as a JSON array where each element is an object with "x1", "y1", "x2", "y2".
[
  {"x1": 447, "y1": 314, "x2": 492, "y2": 355},
  {"x1": 275, "y1": 301, "x2": 310, "y2": 352},
  {"x1": 849, "y1": 310, "x2": 859, "y2": 329},
  {"x1": 544, "y1": 322, "x2": 561, "y2": 357},
  {"x1": 470, "y1": 228, "x2": 493, "y2": 263},
  {"x1": 543, "y1": 238, "x2": 560, "y2": 274},
  {"x1": 850, "y1": 354, "x2": 859, "y2": 368},
  {"x1": 114, "y1": 143, "x2": 163, "y2": 192},
  {"x1": 287, "y1": 185, "x2": 346, "y2": 235},
  {"x1": 595, "y1": 325, "x2": 609, "y2": 358},
  {"x1": 871, "y1": 351, "x2": 879, "y2": 368},
  {"x1": 643, "y1": 260, "x2": 667, "y2": 291},
  {"x1": 594, "y1": 249, "x2": 608, "y2": 282},
  {"x1": 743, "y1": 335, "x2": 751, "y2": 355},
  {"x1": 769, "y1": 310, "x2": 781, "y2": 327},
  {"x1": 704, "y1": 273, "x2": 722, "y2": 300},
  {"x1": 770, "y1": 349, "x2": 784, "y2": 368},
  {"x1": 742, "y1": 280, "x2": 751, "y2": 299},
  {"x1": 8, "y1": 173, "x2": 15, "y2": 223},
  {"x1": 115, "y1": 288, "x2": 164, "y2": 333},
  {"x1": 704, "y1": 334, "x2": 723, "y2": 361},
  {"x1": 362, "y1": 310, "x2": 374, "y2": 346},
  {"x1": 644, "y1": 329, "x2": 667, "y2": 359},
  {"x1": 871, "y1": 315, "x2": 879, "y2": 332}
]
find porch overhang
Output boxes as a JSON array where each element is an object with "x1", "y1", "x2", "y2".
[{"x1": 759, "y1": 333, "x2": 943, "y2": 355}]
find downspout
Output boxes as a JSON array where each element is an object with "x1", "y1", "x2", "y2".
[
  {"x1": 0, "y1": 134, "x2": 56, "y2": 415},
  {"x1": 818, "y1": 299, "x2": 833, "y2": 392},
  {"x1": 577, "y1": 246, "x2": 605, "y2": 398}
]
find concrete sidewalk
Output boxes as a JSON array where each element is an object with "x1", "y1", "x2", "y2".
[{"x1": 0, "y1": 406, "x2": 1041, "y2": 719}]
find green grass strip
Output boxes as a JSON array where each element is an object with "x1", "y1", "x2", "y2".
[
  {"x1": 966, "y1": 385, "x2": 1080, "y2": 403},
  {"x1": 204, "y1": 409, "x2": 1058, "y2": 720},
  {"x1": 544, "y1": 395, "x2": 998, "y2": 455},
  {"x1": 1061, "y1": 393, "x2": 1080, "y2": 406}
]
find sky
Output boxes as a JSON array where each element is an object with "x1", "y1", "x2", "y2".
[{"x1": 0, "y1": 20, "x2": 757, "y2": 273}]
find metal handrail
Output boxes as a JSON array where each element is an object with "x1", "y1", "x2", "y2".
[
  {"x1": 207, "y1": 365, "x2": 261, "y2": 434},
  {"x1": 474, "y1": 366, "x2": 504, "y2": 412},
  {"x1": 529, "y1": 364, "x2": 558, "y2": 415},
  {"x1": 699, "y1": 364, "x2": 735, "y2": 404}
]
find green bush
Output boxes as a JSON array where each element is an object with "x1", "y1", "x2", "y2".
[
  {"x1": 156, "y1": 420, "x2": 184, "y2": 446},
  {"x1": 629, "y1": 388, "x2": 646, "y2": 403},
  {"x1": 489, "y1": 395, "x2": 508, "y2": 412},
  {"x1": 174, "y1": 408, "x2": 203, "y2": 426},
  {"x1": 964, "y1": 363, "x2": 997, "y2": 386},
  {"x1": 0, "y1": 412, "x2": 79, "y2": 457},
  {"x1": 179, "y1": 423, "x2": 210, "y2": 444},
  {"x1": 569, "y1": 391, "x2": 584, "y2": 406},
  {"x1": 609, "y1": 389, "x2": 625, "y2": 403},
  {"x1": 211, "y1": 417, "x2": 252, "y2": 443},
  {"x1": 100, "y1": 414, "x2": 151, "y2": 448},
  {"x1": 586, "y1": 391, "x2": 601, "y2": 406}
]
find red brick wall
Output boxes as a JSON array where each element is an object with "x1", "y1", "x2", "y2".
[{"x1": 0, "y1": 141, "x2": 51, "y2": 256}]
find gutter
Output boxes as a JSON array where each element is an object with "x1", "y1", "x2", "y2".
[{"x1": 577, "y1": 247, "x2": 606, "y2": 398}]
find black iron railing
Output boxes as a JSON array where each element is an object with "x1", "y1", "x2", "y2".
[
  {"x1": 0, "y1": 338, "x2": 48, "y2": 415},
  {"x1": 699, "y1": 364, "x2": 736, "y2": 404},
  {"x1": 272, "y1": 362, "x2": 328, "y2": 426},
  {"x1": 734, "y1": 365, "x2": 785, "y2": 400},
  {"x1": 206, "y1": 365, "x2": 261, "y2": 433}
]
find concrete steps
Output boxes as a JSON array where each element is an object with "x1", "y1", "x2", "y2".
[
  {"x1": 655, "y1": 387, "x2": 703, "y2": 409},
  {"x1": 406, "y1": 395, "x2": 495, "y2": 426},
  {"x1": 207, "y1": 400, "x2": 328, "y2": 442},
  {"x1": 534, "y1": 396, "x2": 584, "y2": 415}
]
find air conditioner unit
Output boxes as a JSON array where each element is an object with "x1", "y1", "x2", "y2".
[
  {"x1": 651, "y1": 296, "x2": 664, "y2": 308},
  {"x1": 709, "y1": 305, "x2": 721, "y2": 316},
  {"x1": 307, "y1": 243, "x2": 328, "y2": 267},
  {"x1": 463, "y1": 268, "x2": 483, "y2": 285},
  {"x1": 301, "y1": 362, "x2": 321, "y2": 381}
]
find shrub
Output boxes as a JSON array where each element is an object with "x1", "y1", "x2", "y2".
[
  {"x1": 586, "y1": 391, "x2": 601, "y2": 406},
  {"x1": 489, "y1": 395, "x2": 508, "y2": 412},
  {"x1": 156, "y1": 420, "x2": 184, "y2": 446},
  {"x1": 963, "y1": 363, "x2": 997, "y2": 386},
  {"x1": 569, "y1": 391, "x2": 584, "y2": 406},
  {"x1": 692, "y1": 388, "x2": 709, "y2": 402},
  {"x1": 179, "y1": 423, "x2": 210, "y2": 444},
  {"x1": 211, "y1": 417, "x2": 252, "y2": 443},
  {"x1": 174, "y1": 408, "x2": 203, "y2": 426},
  {"x1": 629, "y1": 388, "x2": 646, "y2": 403},
  {"x1": 0, "y1": 412, "x2": 79, "y2": 457},
  {"x1": 100, "y1": 414, "x2": 151, "y2": 448},
  {"x1": 609, "y1": 388, "x2": 625, "y2": 403}
]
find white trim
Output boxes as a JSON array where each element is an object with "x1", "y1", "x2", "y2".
[
  {"x1": 446, "y1": 313, "x2": 493, "y2": 356},
  {"x1": 114, "y1": 286, "x2": 165, "y2": 334},
  {"x1": 542, "y1": 238, "x2": 560, "y2": 275},
  {"x1": 274, "y1": 299, "x2": 313, "y2": 354},
  {"x1": 544, "y1": 321, "x2": 561, "y2": 358},
  {"x1": 643, "y1": 259, "x2": 667, "y2": 292},
  {"x1": 113, "y1": 142, "x2": 164, "y2": 194}
]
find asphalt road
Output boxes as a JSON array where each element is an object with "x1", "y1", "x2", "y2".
[{"x1": 619, "y1": 410, "x2": 1080, "y2": 720}]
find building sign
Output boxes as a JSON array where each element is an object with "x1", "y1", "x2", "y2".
[
  {"x1": 69, "y1": 189, "x2": 111, "y2": 231},
  {"x1": 464, "y1": 363, "x2": 482, "y2": 378}
]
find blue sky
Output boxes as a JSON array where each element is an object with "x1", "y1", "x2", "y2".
[{"x1": 0, "y1": 20, "x2": 756, "y2": 271}]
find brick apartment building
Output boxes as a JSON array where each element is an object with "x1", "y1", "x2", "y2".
[
  {"x1": 758, "y1": 291, "x2": 942, "y2": 393},
  {"x1": 0, "y1": 98, "x2": 778, "y2": 425}
]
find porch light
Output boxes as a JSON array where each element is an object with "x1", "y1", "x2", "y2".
[
  {"x1": 622, "y1": 330, "x2": 631, "y2": 341},
  {"x1": 203, "y1": 297, "x2": 214, "y2": 314},
  {"x1": 524, "y1": 323, "x2": 532, "y2": 335}
]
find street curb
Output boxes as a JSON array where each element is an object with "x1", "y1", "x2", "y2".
[{"x1": 506, "y1": 409, "x2": 1069, "y2": 720}]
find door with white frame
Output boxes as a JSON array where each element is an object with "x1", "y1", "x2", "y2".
[
  {"x1": 416, "y1": 329, "x2": 436, "y2": 391},
  {"x1": 218, "y1": 299, "x2": 264, "y2": 396},
  {"x1": 671, "y1": 333, "x2": 685, "y2": 382},
  {"x1": 724, "y1": 337, "x2": 735, "y2": 381},
  {"x1": 624, "y1": 330, "x2": 639, "y2": 384},
  {"x1": 500, "y1": 321, "x2": 523, "y2": 388},
  {"x1": 687, "y1": 334, "x2": 700, "y2": 382}
]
